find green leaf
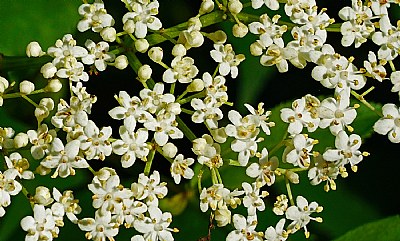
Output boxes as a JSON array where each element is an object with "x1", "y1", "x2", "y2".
[
  {"x1": 0, "y1": 0, "x2": 81, "y2": 56},
  {"x1": 333, "y1": 215, "x2": 400, "y2": 241}
]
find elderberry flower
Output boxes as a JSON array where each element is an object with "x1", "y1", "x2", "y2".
[
  {"x1": 285, "y1": 196, "x2": 323, "y2": 238},
  {"x1": 244, "y1": 103, "x2": 275, "y2": 135},
  {"x1": 78, "y1": 120, "x2": 112, "y2": 161},
  {"x1": 0, "y1": 76, "x2": 10, "y2": 106},
  {"x1": 5, "y1": 152, "x2": 34, "y2": 179},
  {"x1": 0, "y1": 169, "x2": 22, "y2": 217},
  {"x1": 323, "y1": 131, "x2": 365, "y2": 168},
  {"x1": 178, "y1": 16, "x2": 204, "y2": 48},
  {"x1": 132, "y1": 171, "x2": 168, "y2": 207},
  {"x1": 21, "y1": 204, "x2": 59, "y2": 241},
  {"x1": 363, "y1": 51, "x2": 387, "y2": 82},
  {"x1": 77, "y1": 0, "x2": 114, "y2": 32},
  {"x1": 199, "y1": 184, "x2": 230, "y2": 212},
  {"x1": 318, "y1": 95, "x2": 357, "y2": 135},
  {"x1": 242, "y1": 182, "x2": 268, "y2": 216},
  {"x1": 308, "y1": 155, "x2": 339, "y2": 191},
  {"x1": 390, "y1": 71, "x2": 400, "y2": 100},
  {"x1": 112, "y1": 127, "x2": 150, "y2": 168},
  {"x1": 264, "y1": 218, "x2": 289, "y2": 241},
  {"x1": 251, "y1": 0, "x2": 279, "y2": 10},
  {"x1": 283, "y1": 134, "x2": 318, "y2": 168},
  {"x1": 192, "y1": 134, "x2": 223, "y2": 169},
  {"x1": 47, "y1": 34, "x2": 88, "y2": 68},
  {"x1": 170, "y1": 154, "x2": 195, "y2": 184},
  {"x1": 133, "y1": 206, "x2": 176, "y2": 241},
  {"x1": 273, "y1": 194, "x2": 289, "y2": 216},
  {"x1": 226, "y1": 214, "x2": 263, "y2": 241},
  {"x1": 82, "y1": 40, "x2": 115, "y2": 71},
  {"x1": 56, "y1": 57, "x2": 89, "y2": 82},
  {"x1": 372, "y1": 15, "x2": 400, "y2": 61},
  {"x1": 162, "y1": 55, "x2": 199, "y2": 84},
  {"x1": 122, "y1": 0, "x2": 162, "y2": 39},
  {"x1": 373, "y1": 103, "x2": 400, "y2": 143},
  {"x1": 210, "y1": 44, "x2": 245, "y2": 78},
  {"x1": 284, "y1": 0, "x2": 317, "y2": 24},
  {"x1": 246, "y1": 148, "x2": 278, "y2": 186},
  {"x1": 0, "y1": 127, "x2": 14, "y2": 150},
  {"x1": 40, "y1": 138, "x2": 89, "y2": 178},
  {"x1": 260, "y1": 44, "x2": 297, "y2": 73},
  {"x1": 52, "y1": 188, "x2": 82, "y2": 224},
  {"x1": 78, "y1": 210, "x2": 119, "y2": 241}
]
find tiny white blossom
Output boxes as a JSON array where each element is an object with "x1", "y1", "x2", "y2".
[
  {"x1": 79, "y1": 120, "x2": 113, "y2": 161},
  {"x1": 283, "y1": 134, "x2": 317, "y2": 168},
  {"x1": 246, "y1": 148, "x2": 278, "y2": 186},
  {"x1": 77, "y1": 0, "x2": 115, "y2": 32},
  {"x1": 210, "y1": 44, "x2": 245, "y2": 78},
  {"x1": 5, "y1": 152, "x2": 34, "y2": 179},
  {"x1": 82, "y1": 40, "x2": 115, "y2": 71},
  {"x1": 27, "y1": 124, "x2": 57, "y2": 159},
  {"x1": 78, "y1": 210, "x2": 119, "y2": 241},
  {"x1": 132, "y1": 171, "x2": 168, "y2": 207},
  {"x1": 226, "y1": 214, "x2": 263, "y2": 241},
  {"x1": 21, "y1": 205, "x2": 59, "y2": 241},
  {"x1": 170, "y1": 154, "x2": 195, "y2": 184},
  {"x1": 242, "y1": 182, "x2": 267, "y2": 216},
  {"x1": 0, "y1": 169, "x2": 22, "y2": 217},
  {"x1": 264, "y1": 218, "x2": 289, "y2": 241}
]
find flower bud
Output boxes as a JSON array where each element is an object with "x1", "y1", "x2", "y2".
[
  {"x1": 232, "y1": 23, "x2": 248, "y2": 38},
  {"x1": 162, "y1": 143, "x2": 178, "y2": 158},
  {"x1": 135, "y1": 38, "x2": 149, "y2": 53},
  {"x1": 45, "y1": 78, "x2": 63, "y2": 92},
  {"x1": 14, "y1": 132, "x2": 29, "y2": 148},
  {"x1": 100, "y1": 27, "x2": 116, "y2": 42},
  {"x1": 228, "y1": 0, "x2": 243, "y2": 14},
  {"x1": 215, "y1": 208, "x2": 231, "y2": 227},
  {"x1": 138, "y1": 64, "x2": 152, "y2": 81},
  {"x1": 114, "y1": 55, "x2": 129, "y2": 70},
  {"x1": 250, "y1": 42, "x2": 264, "y2": 56},
  {"x1": 187, "y1": 78, "x2": 204, "y2": 92},
  {"x1": 35, "y1": 106, "x2": 49, "y2": 122},
  {"x1": 286, "y1": 170, "x2": 299, "y2": 184},
  {"x1": 33, "y1": 186, "x2": 54, "y2": 206},
  {"x1": 19, "y1": 80, "x2": 35, "y2": 94},
  {"x1": 39, "y1": 98, "x2": 55, "y2": 111},
  {"x1": 40, "y1": 62, "x2": 57, "y2": 79},
  {"x1": 172, "y1": 44, "x2": 187, "y2": 57},
  {"x1": 199, "y1": 0, "x2": 214, "y2": 15},
  {"x1": 148, "y1": 47, "x2": 163, "y2": 63},
  {"x1": 0, "y1": 76, "x2": 9, "y2": 93},
  {"x1": 206, "y1": 30, "x2": 227, "y2": 44},
  {"x1": 123, "y1": 19, "x2": 135, "y2": 34},
  {"x1": 26, "y1": 41, "x2": 45, "y2": 57}
]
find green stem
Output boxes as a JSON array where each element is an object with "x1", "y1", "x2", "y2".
[
  {"x1": 21, "y1": 95, "x2": 39, "y2": 108},
  {"x1": 2, "y1": 89, "x2": 45, "y2": 99},
  {"x1": 181, "y1": 107, "x2": 194, "y2": 115},
  {"x1": 177, "y1": 90, "x2": 206, "y2": 105},
  {"x1": 0, "y1": 54, "x2": 52, "y2": 72},
  {"x1": 285, "y1": 176, "x2": 295, "y2": 206},
  {"x1": 351, "y1": 90, "x2": 382, "y2": 117},
  {"x1": 176, "y1": 116, "x2": 197, "y2": 141},
  {"x1": 144, "y1": 148, "x2": 156, "y2": 176},
  {"x1": 125, "y1": 51, "x2": 155, "y2": 89}
]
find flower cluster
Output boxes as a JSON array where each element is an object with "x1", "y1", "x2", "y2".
[{"x1": 1, "y1": 0, "x2": 400, "y2": 240}]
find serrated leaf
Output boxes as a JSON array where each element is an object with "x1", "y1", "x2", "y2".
[{"x1": 333, "y1": 215, "x2": 400, "y2": 241}]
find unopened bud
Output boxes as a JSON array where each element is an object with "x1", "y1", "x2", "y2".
[
  {"x1": 114, "y1": 55, "x2": 129, "y2": 70},
  {"x1": 199, "y1": 0, "x2": 214, "y2": 15},
  {"x1": 14, "y1": 132, "x2": 29, "y2": 148},
  {"x1": 250, "y1": 42, "x2": 264, "y2": 56},
  {"x1": 45, "y1": 78, "x2": 63, "y2": 92},
  {"x1": 0, "y1": 76, "x2": 10, "y2": 93},
  {"x1": 172, "y1": 44, "x2": 187, "y2": 57},
  {"x1": 100, "y1": 27, "x2": 116, "y2": 42},
  {"x1": 19, "y1": 80, "x2": 35, "y2": 94},
  {"x1": 162, "y1": 143, "x2": 178, "y2": 158},
  {"x1": 123, "y1": 19, "x2": 135, "y2": 34},
  {"x1": 135, "y1": 39, "x2": 149, "y2": 53},
  {"x1": 41, "y1": 62, "x2": 57, "y2": 79},
  {"x1": 33, "y1": 186, "x2": 53, "y2": 205},
  {"x1": 232, "y1": 23, "x2": 248, "y2": 38},
  {"x1": 148, "y1": 47, "x2": 163, "y2": 63},
  {"x1": 26, "y1": 41, "x2": 45, "y2": 57},
  {"x1": 228, "y1": 0, "x2": 243, "y2": 14},
  {"x1": 187, "y1": 78, "x2": 204, "y2": 92},
  {"x1": 138, "y1": 64, "x2": 152, "y2": 81}
]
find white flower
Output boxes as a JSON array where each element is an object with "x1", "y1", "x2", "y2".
[
  {"x1": 284, "y1": 0, "x2": 317, "y2": 24},
  {"x1": 308, "y1": 155, "x2": 339, "y2": 191},
  {"x1": 19, "y1": 80, "x2": 35, "y2": 94},
  {"x1": 199, "y1": 184, "x2": 229, "y2": 212},
  {"x1": 264, "y1": 218, "x2": 288, "y2": 241},
  {"x1": 122, "y1": 0, "x2": 162, "y2": 39},
  {"x1": 191, "y1": 97, "x2": 224, "y2": 129},
  {"x1": 246, "y1": 148, "x2": 278, "y2": 186},
  {"x1": 82, "y1": 40, "x2": 115, "y2": 71},
  {"x1": 88, "y1": 173, "x2": 132, "y2": 215},
  {"x1": 162, "y1": 55, "x2": 198, "y2": 83},
  {"x1": 210, "y1": 44, "x2": 245, "y2": 78},
  {"x1": 177, "y1": 17, "x2": 204, "y2": 48},
  {"x1": 26, "y1": 41, "x2": 45, "y2": 57},
  {"x1": 318, "y1": 95, "x2": 357, "y2": 135},
  {"x1": 338, "y1": 0, "x2": 375, "y2": 48},
  {"x1": 203, "y1": 72, "x2": 229, "y2": 105},
  {"x1": 114, "y1": 199, "x2": 147, "y2": 228},
  {"x1": 40, "y1": 138, "x2": 89, "y2": 178},
  {"x1": 21, "y1": 205, "x2": 58, "y2": 241},
  {"x1": 52, "y1": 188, "x2": 81, "y2": 224},
  {"x1": 323, "y1": 131, "x2": 364, "y2": 167},
  {"x1": 372, "y1": 15, "x2": 400, "y2": 61},
  {"x1": 79, "y1": 120, "x2": 113, "y2": 161},
  {"x1": 242, "y1": 182, "x2": 267, "y2": 216},
  {"x1": 0, "y1": 76, "x2": 10, "y2": 106},
  {"x1": 144, "y1": 109, "x2": 183, "y2": 146},
  {"x1": 0, "y1": 169, "x2": 22, "y2": 217},
  {"x1": 51, "y1": 97, "x2": 89, "y2": 132},
  {"x1": 363, "y1": 51, "x2": 387, "y2": 82},
  {"x1": 285, "y1": 196, "x2": 322, "y2": 237},
  {"x1": 192, "y1": 134, "x2": 223, "y2": 169},
  {"x1": 251, "y1": 0, "x2": 279, "y2": 10},
  {"x1": 280, "y1": 96, "x2": 320, "y2": 135},
  {"x1": 133, "y1": 206, "x2": 175, "y2": 241},
  {"x1": 112, "y1": 127, "x2": 150, "y2": 168},
  {"x1": 170, "y1": 154, "x2": 195, "y2": 184},
  {"x1": 249, "y1": 14, "x2": 286, "y2": 49},
  {"x1": 133, "y1": 171, "x2": 168, "y2": 207},
  {"x1": 27, "y1": 124, "x2": 57, "y2": 159},
  {"x1": 244, "y1": 103, "x2": 274, "y2": 135},
  {"x1": 77, "y1": 0, "x2": 114, "y2": 32},
  {"x1": 226, "y1": 214, "x2": 263, "y2": 241},
  {"x1": 5, "y1": 152, "x2": 34, "y2": 179},
  {"x1": 260, "y1": 44, "x2": 297, "y2": 73},
  {"x1": 273, "y1": 194, "x2": 289, "y2": 216},
  {"x1": 47, "y1": 34, "x2": 88, "y2": 68},
  {"x1": 78, "y1": 210, "x2": 119, "y2": 241},
  {"x1": 56, "y1": 57, "x2": 89, "y2": 82},
  {"x1": 374, "y1": 104, "x2": 400, "y2": 143},
  {"x1": 283, "y1": 134, "x2": 317, "y2": 168},
  {"x1": 33, "y1": 186, "x2": 54, "y2": 206},
  {"x1": 390, "y1": 71, "x2": 400, "y2": 100}
]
